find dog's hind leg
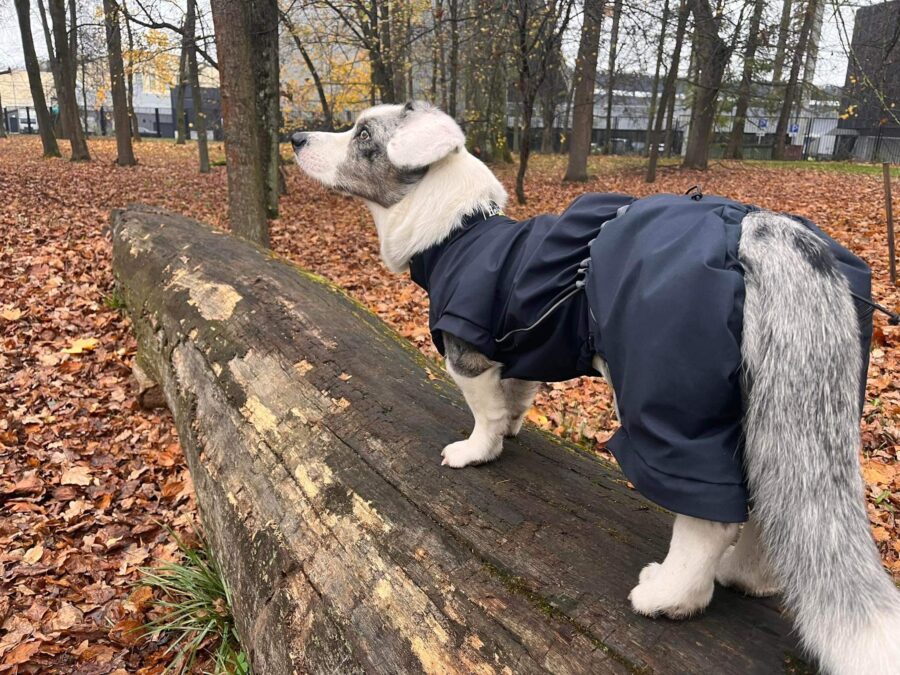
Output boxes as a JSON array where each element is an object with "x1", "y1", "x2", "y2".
[
  {"x1": 502, "y1": 379, "x2": 539, "y2": 437},
  {"x1": 715, "y1": 515, "x2": 781, "y2": 597},
  {"x1": 442, "y1": 334, "x2": 508, "y2": 468},
  {"x1": 629, "y1": 515, "x2": 739, "y2": 619}
]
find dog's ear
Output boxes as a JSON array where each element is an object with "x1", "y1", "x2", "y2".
[{"x1": 386, "y1": 102, "x2": 465, "y2": 170}]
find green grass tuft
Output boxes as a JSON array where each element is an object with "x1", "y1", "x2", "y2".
[
  {"x1": 137, "y1": 530, "x2": 249, "y2": 674},
  {"x1": 103, "y1": 287, "x2": 127, "y2": 312}
]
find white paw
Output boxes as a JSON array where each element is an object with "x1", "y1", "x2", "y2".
[
  {"x1": 715, "y1": 546, "x2": 781, "y2": 597},
  {"x1": 440, "y1": 439, "x2": 500, "y2": 468},
  {"x1": 505, "y1": 414, "x2": 526, "y2": 438},
  {"x1": 629, "y1": 561, "x2": 714, "y2": 619}
]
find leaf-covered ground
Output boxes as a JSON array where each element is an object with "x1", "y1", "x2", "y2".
[{"x1": 1, "y1": 135, "x2": 898, "y2": 671}]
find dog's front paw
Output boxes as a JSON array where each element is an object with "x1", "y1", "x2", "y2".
[
  {"x1": 441, "y1": 439, "x2": 501, "y2": 468},
  {"x1": 629, "y1": 561, "x2": 714, "y2": 619},
  {"x1": 715, "y1": 545, "x2": 781, "y2": 597}
]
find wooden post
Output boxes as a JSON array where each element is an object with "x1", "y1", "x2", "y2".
[{"x1": 885, "y1": 162, "x2": 896, "y2": 285}]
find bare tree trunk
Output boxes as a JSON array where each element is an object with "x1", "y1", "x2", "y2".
[
  {"x1": 174, "y1": 26, "x2": 188, "y2": 144},
  {"x1": 250, "y1": 0, "x2": 281, "y2": 216},
  {"x1": 724, "y1": 0, "x2": 764, "y2": 159},
  {"x1": 14, "y1": 0, "x2": 61, "y2": 157},
  {"x1": 49, "y1": 0, "x2": 89, "y2": 160},
  {"x1": 123, "y1": 4, "x2": 141, "y2": 141},
  {"x1": 186, "y1": 0, "x2": 209, "y2": 172},
  {"x1": 681, "y1": 0, "x2": 731, "y2": 169},
  {"x1": 103, "y1": 0, "x2": 136, "y2": 165},
  {"x1": 645, "y1": 0, "x2": 670, "y2": 156},
  {"x1": 603, "y1": 0, "x2": 623, "y2": 155},
  {"x1": 0, "y1": 92, "x2": 5, "y2": 139},
  {"x1": 209, "y1": 0, "x2": 268, "y2": 245},
  {"x1": 664, "y1": 65, "x2": 678, "y2": 156},
  {"x1": 36, "y1": 0, "x2": 66, "y2": 138},
  {"x1": 772, "y1": 0, "x2": 793, "y2": 85},
  {"x1": 647, "y1": 0, "x2": 688, "y2": 181},
  {"x1": 564, "y1": 0, "x2": 604, "y2": 181},
  {"x1": 773, "y1": 0, "x2": 817, "y2": 160},
  {"x1": 448, "y1": 0, "x2": 460, "y2": 116},
  {"x1": 516, "y1": 101, "x2": 535, "y2": 203},
  {"x1": 280, "y1": 9, "x2": 334, "y2": 130}
]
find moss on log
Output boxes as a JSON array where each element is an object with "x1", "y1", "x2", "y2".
[{"x1": 111, "y1": 205, "x2": 803, "y2": 675}]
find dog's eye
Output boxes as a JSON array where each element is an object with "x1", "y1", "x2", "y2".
[{"x1": 358, "y1": 128, "x2": 370, "y2": 142}]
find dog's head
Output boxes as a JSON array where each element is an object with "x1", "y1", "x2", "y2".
[{"x1": 291, "y1": 101, "x2": 465, "y2": 207}]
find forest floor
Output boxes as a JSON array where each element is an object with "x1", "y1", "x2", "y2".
[{"x1": 2, "y1": 134, "x2": 899, "y2": 673}]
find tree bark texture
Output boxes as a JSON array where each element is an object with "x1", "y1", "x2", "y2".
[
  {"x1": 209, "y1": 0, "x2": 269, "y2": 246},
  {"x1": 111, "y1": 205, "x2": 805, "y2": 675},
  {"x1": 103, "y1": 0, "x2": 137, "y2": 166},
  {"x1": 250, "y1": 0, "x2": 281, "y2": 216},
  {"x1": 49, "y1": 0, "x2": 90, "y2": 160},
  {"x1": 564, "y1": 0, "x2": 604, "y2": 181},
  {"x1": 14, "y1": 0, "x2": 61, "y2": 157}
]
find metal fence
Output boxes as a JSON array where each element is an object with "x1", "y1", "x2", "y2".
[{"x1": 2, "y1": 105, "x2": 223, "y2": 140}]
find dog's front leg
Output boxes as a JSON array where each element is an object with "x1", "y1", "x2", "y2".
[
  {"x1": 441, "y1": 335, "x2": 507, "y2": 468},
  {"x1": 443, "y1": 361, "x2": 507, "y2": 467}
]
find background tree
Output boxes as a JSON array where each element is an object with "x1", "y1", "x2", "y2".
[
  {"x1": 681, "y1": 0, "x2": 735, "y2": 169},
  {"x1": 724, "y1": 0, "x2": 764, "y2": 159},
  {"x1": 250, "y1": 0, "x2": 281, "y2": 217},
  {"x1": 509, "y1": 0, "x2": 574, "y2": 203},
  {"x1": 185, "y1": 0, "x2": 209, "y2": 172},
  {"x1": 773, "y1": 0, "x2": 818, "y2": 160},
  {"x1": 564, "y1": 0, "x2": 605, "y2": 182},
  {"x1": 602, "y1": 0, "x2": 623, "y2": 155},
  {"x1": 103, "y1": 0, "x2": 137, "y2": 166},
  {"x1": 646, "y1": 0, "x2": 688, "y2": 182},
  {"x1": 36, "y1": 0, "x2": 67, "y2": 138},
  {"x1": 14, "y1": 0, "x2": 61, "y2": 157},
  {"x1": 209, "y1": 0, "x2": 269, "y2": 245},
  {"x1": 48, "y1": 0, "x2": 90, "y2": 160}
]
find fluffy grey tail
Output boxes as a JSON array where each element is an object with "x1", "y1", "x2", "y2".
[{"x1": 739, "y1": 211, "x2": 900, "y2": 675}]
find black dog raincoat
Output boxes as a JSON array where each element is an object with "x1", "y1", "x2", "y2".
[{"x1": 409, "y1": 193, "x2": 873, "y2": 522}]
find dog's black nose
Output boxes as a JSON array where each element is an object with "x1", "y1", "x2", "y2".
[{"x1": 291, "y1": 132, "x2": 309, "y2": 150}]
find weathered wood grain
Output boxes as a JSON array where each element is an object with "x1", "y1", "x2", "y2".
[{"x1": 111, "y1": 205, "x2": 807, "y2": 675}]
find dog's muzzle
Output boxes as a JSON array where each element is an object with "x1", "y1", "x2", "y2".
[{"x1": 291, "y1": 132, "x2": 309, "y2": 150}]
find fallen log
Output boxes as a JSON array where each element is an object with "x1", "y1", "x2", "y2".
[{"x1": 112, "y1": 205, "x2": 804, "y2": 675}]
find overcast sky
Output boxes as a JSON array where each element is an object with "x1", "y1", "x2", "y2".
[{"x1": 0, "y1": 1, "x2": 869, "y2": 89}]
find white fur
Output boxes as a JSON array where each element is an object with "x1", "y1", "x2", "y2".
[
  {"x1": 629, "y1": 515, "x2": 739, "y2": 618},
  {"x1": 815, "y1": 611, "x2": 900, "y2": 675},
  {"x1": 294, "y1": 127, "x2": 353, "y2": 186},
  {"x1": 386, "y1": 105, "x2": 466, "y2": 170},
  {"x1": 368, "y1": 148, "x2": 507, "y2": 272},
  {"x1": 443, "y1": 362, "x2": 508, "y2": 467},
  {"x1": 715, "y1": 516, "x2": 781, "y2": 597}
]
